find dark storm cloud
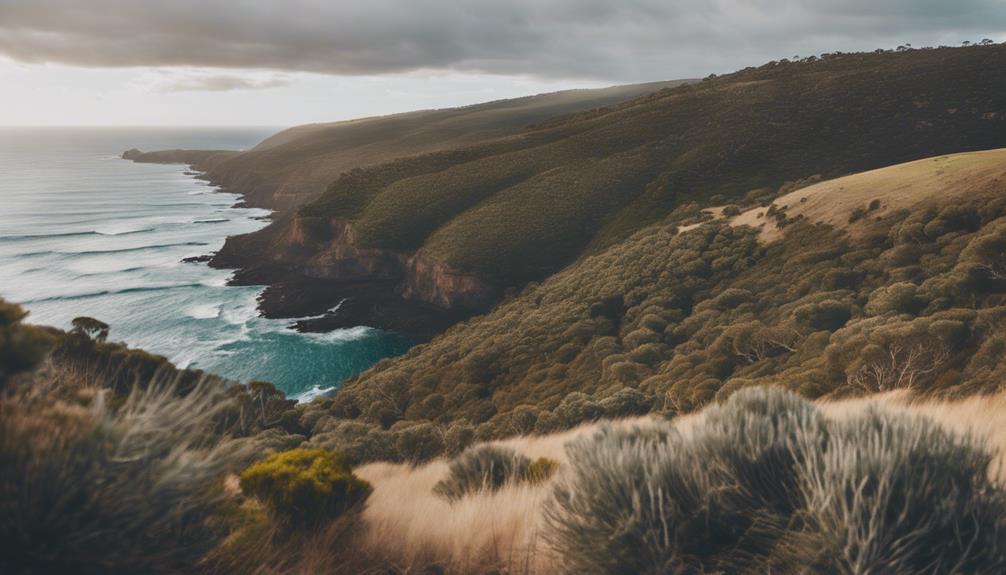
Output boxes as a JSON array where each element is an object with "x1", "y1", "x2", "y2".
[{"x1": 0, "y1": 0, "x2": 1003, "y2": 80}]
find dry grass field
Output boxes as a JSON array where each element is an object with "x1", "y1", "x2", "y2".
[{"x1": 351, "y1": 388, "x2": 1006, "y2": 573}]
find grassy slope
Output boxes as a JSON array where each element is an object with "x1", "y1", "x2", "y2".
[
  {"x1": 351, "y1": 388, "x2": 1006, "y2": 573},
  {"x1": 296, "y1": 44, "x2": 1006, "y2": 287},
  {"x1": 195, "y1": 81, "x2": 689, "y2": 212},
  {"x1": 310, "y1": 148, "x2": 1006, "y2": 441},
  {"x1": 732, "y1": 148, "x2": 1006, "y2": 240}
]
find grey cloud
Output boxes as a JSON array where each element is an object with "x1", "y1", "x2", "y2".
[
  {"x1": 0, "y1": 0, "x2": 1003, "y2": 80},
  {"x1": 156, "y1": 74, "x2": 289, "y2": 92}
]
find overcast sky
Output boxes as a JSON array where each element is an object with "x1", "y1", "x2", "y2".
[{"x1": 1, "y1": 0, "x2": 1004, "y2": 126}]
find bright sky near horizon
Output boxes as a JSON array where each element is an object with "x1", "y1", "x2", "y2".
[{"x1": 0, "y1": 0, "x2": 1004, "y2": 127}]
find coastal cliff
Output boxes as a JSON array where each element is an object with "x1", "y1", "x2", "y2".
[
  {"x1": 122, "y1": 146, "x2": 499, "y2": 338},
  {"x1": 120, "y1": 81, "x2": 690, "y2": 337},
  {"x1": 123, "y1": 44, "x2": 1006, "y2": 342},
  {"x1": 210, "y1": 214, "x2": 497, "y2": 338}
]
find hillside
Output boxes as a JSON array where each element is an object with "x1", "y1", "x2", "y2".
[
  {"x1": 12, "y1": 98, "x2": 1006, "y2": 575},
  {"x1": 300, "y1": 148, "x2": 1006, "y2": 455},
  {"x1": 127, "y1": 80, "x2": 688, "y2": 212},
  {"x1": 211, "y1": 44, "x2": 1006, "y2": 337},
  {"x1": 7, "y1": 305, "x2": 1006, "y2": 573}
]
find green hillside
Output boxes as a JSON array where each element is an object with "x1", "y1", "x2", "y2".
[
  {"x1": 304, "y1": 148, "x2": 1006, "y2": 456},
  {"x1": 194, "y1": 81, "x2": 689, "y2": 211},
  {"x1": 290, "y1": 44, "x2": 1006, "y2": 289}
]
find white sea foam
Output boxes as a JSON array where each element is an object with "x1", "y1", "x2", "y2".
[
  {"x1": 301, "y1": 325, "x2": 375, "y2": 343},
  {"x1": 186, "y1": 303, "x2": 221, "y2": 319},
  {"x1": 200, "y1": 276, "x2": 229, "y2": 288},
  {"x1": 295, "y1": 385, "x2": 336, "y2": 403}
]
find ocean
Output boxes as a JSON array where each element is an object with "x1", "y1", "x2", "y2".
[{"x1": 0, "y1": 127, "x2": 410, "y2": 399}]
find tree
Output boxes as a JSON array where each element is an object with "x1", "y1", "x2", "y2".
[{"x1": 847, "y1": 339, "x2": 950, "y2": 393}]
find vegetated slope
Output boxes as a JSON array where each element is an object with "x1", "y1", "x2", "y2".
[
  {"x1": 302, "y1": 149, "x2": 1006, "y2": 451},
  {"x1": 8, "y1": 298, "x2": 1006, "y2": 573},
  {"x1": 732, "y1": 149, "x2": 1006, "y2": 241},
  {"x1": 134, "y1": 81, "x2": 689, "y2": 213},
  {"x1": 217, "y1": 43, "x2": 1006, "y2": 334}
]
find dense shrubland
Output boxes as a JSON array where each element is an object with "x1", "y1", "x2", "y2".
[
  {"x1": 5, "y1": 298, "x2": 1006, "y2": 573},
  {"x1": 312, "y1": 181, "x2": 1006, "y2": 463}
]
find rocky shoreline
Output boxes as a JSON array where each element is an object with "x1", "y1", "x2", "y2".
[{"x1": 122, "y1": 149, "x2": 494, "y2": 340}]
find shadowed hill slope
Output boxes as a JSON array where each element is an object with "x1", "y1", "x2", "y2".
[
  {"x1": 213, "y1": 44, "x2": 1006, "y2": 336},
  {"x1": 303, "y1": 148, "x2": 1006, "y2": 448}
]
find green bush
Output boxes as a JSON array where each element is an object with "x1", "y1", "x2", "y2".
[{"x1": 239, "y1": 448, "x2": 371, "y2": 529}]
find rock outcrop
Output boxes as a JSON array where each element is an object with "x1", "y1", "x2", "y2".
[{"x1": 210, "y1": 215, "x2": 497, "y2": 339}]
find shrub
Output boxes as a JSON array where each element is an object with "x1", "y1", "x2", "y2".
[
  {"x1": 525, "y1": 457, "x2": 560, "y2": 484},
  {"x1": 865, "y1": 282, "x2": 925, "y2": 315},
  {"x1": 239, "y1": 448, "x2": 371, "y2": 529},
  {"x1": 0, "y1": 299, "x2": 54, "y2": 387},
  {"x1": 546, "y1": 389, "x2": 817, "y2": 573},
  {"x1": 598, "y1": 387, "x2": 654, "y2": 418},
  {"x1": 70, "y1": 316, "x2": 110, "y2": 343},
  {"x1": 0, "y1": 382, "x2": 250, "y2": 574},
  {"x1": 433, "y1": 445, "x2": 537, "y2": 502},
  {"x1": 793, "y1": 299, "x2": 853, "y2": 331},
  {"x1": 543, "y1": 387, "x2": 1006, "y2": 574},
  {"x1": 545, "y1": 422, "x2": 690, "y2": 573},
  {"x1": 797, "y1": 408, "x2": 1006, "y2": 573},
  {"x1": 443, "y1": 422, "x2": 477, "y2": 457},
  {"x1": 394, "y1": 422, "x2": 446, "y2": 464},
  {"x1": 554, "y1": 392, "x2": 603, "y2": 428}
]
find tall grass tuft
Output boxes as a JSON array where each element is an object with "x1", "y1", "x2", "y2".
[
  {"x1": 433, "y1": 444, "x2": 557, "y2": 502},
  {"x1": 0, "y1": 379, "x2": 252, "y2": 575},
  {"x1": 797, "y1": 408, "x2": 1006, "y2": 574},
  {"x1": 544, "y1": 387, "x2": 1006, "y2": 574}
]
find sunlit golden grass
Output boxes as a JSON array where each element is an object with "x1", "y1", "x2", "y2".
[{"x1": 731, "y1": 148, "x2": 1006, "y2": 241}]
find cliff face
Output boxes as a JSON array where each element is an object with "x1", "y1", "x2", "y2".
[
  {"x1": 288, "y1": 218, "x2": 498, "y2": 310},
  {"x1": 211, "y1": 214, "x2": 496, "y2": 338}
]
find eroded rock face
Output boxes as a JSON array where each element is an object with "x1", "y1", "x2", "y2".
[
  {"x1": 399, "y1": 252, "x2": 499, "y2": 311},
  {"x1": 210, "y1": 215, "x2": 497, "y2": 339}
]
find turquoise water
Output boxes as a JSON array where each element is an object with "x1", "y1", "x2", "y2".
[{"x1": 0, "y1": 127, "x2": 411, "y2": 399}]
